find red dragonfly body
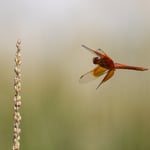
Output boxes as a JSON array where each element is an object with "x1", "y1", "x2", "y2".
[{"x1": 80, "y1": 45, "x2": 148, "y2": 89}]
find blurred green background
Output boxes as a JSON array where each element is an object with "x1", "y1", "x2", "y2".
[{"x1": 0, "y1": 0, "x2": 150, "y2": 150}]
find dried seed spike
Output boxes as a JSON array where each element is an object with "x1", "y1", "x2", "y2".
[
  {"x1": 12, "y1": 40, "x2": 22, "y2": 150},
  {"x1": 16, "y1": 39, "x2": 21, "y2": 48}
]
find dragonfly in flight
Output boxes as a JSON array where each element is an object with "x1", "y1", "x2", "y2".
[{"x1": 80, "y1": 45, "x2": 148, "y2": 89}]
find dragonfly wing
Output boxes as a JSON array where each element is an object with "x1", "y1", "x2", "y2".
[
  {"x1": 82, "y1": 45, "x2": 104, "y2": 58},
  {"x1": 97, "y1": 48, "x2": 107, "y2": 56},
  {"x1": 96, "y1": 69, "x2": 115, "y2": 89},
  {"x1": 79, "y1": 66, "x2": 107, "y2": 83}
]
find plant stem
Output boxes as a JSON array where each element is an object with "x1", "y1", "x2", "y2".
[{"x1": 12, "y1": 40, "x2": 22, "y2": 150}]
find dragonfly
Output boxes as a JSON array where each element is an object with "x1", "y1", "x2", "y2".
[{"x1": 80, "y1": 45, "x2": 148, "y2": 89}]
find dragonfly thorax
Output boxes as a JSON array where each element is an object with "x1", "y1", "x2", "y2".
[{"x1": 93, "y1": 56, "x2": 114, "y2": 69}]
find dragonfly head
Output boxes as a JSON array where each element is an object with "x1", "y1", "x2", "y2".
[{"x1": 93, "y1": 57, "x2": 101, "y2": 65}]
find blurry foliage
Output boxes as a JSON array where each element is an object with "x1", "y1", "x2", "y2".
[{"x1": 0, "y1": 60, "x2": 150, "y2": 150}]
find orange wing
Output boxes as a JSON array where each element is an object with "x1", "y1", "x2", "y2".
[
  {"x1": 96, "y1": 69, "x2": 115, "y2": 89},
  {"x1": 79, "y1": 66, "x2": 107, "y2": 83}
]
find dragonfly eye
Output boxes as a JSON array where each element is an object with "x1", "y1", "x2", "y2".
[{"x1": 93, "y1": 57, "x2": 101, "y2": 64}]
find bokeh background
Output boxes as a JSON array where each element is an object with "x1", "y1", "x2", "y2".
[{"x1": 0, "y1": 0, "x2": 150, "y2": 149}]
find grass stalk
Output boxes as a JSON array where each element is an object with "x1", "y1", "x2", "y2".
[{"x1": 12, "y1": 40, "x2": 22, "y2": 150}]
